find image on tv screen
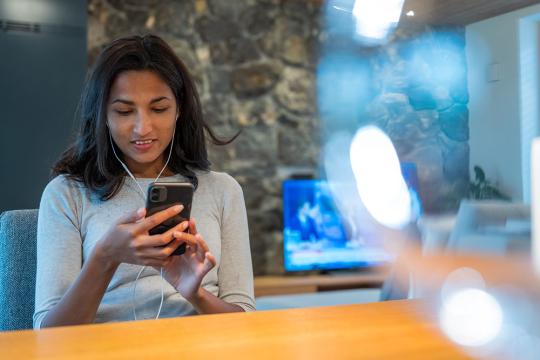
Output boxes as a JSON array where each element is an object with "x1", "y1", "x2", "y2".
[{"x1": 283, "y1": 164, "x2": 421, "y2": 272}]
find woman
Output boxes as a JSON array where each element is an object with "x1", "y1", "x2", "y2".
[{"x1": 33, "y1": 34, "x2": 255, "y2": 328}]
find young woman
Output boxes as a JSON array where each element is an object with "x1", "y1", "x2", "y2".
[{"x1": 33, "y1": 34, "x2": 255, "y2": 328}]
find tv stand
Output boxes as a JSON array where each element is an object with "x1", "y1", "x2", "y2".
[
  {"x1": 254, "y1": 268, "x2": 389, "y2": 297},
  {"x1": 321, "y1": 269, "x2": 373, "y2": 277}
]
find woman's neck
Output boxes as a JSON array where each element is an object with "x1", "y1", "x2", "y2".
[
  {"x1": 125, "y1": 158, "x2": 175, "y2": 179},
  {"x1": 132, "y1": 168, "x2": 175, "y2": 179}
]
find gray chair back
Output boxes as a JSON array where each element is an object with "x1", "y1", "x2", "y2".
[
  {"x1": 0, "y1": 209, "x2": 38, "y2": 331},
  {"x1": 447, "y1": 200, "x2": 530, "y2": 254},
  {"x1": 381, "y1": 200, "x2": 531, "y2": 301}
]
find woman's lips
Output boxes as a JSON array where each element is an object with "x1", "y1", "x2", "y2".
[{"x1": 131, "y1": 139, "x2": 155, "y2": 152}]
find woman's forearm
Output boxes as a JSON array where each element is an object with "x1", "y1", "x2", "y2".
[
  {"x1": 187, "y1": 288, "x2": 245, "y2": 314},
  {"x1": 40, "y1": 246, "x2": 118, "y2": 328}
]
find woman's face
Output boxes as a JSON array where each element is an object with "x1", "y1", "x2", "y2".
[{"x1": 107, "y1": 70, "x2": 178, "y2": 178}]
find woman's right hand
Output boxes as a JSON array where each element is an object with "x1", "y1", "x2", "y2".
[{"x1": 93, "y1": 205, "x2": 188, "y2": 268}]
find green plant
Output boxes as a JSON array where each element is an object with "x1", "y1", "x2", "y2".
[{"x1": 469, "y1": 165, "x2": 511, "y2": 201}]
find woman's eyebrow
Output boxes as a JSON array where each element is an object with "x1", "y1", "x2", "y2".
[
  {"x1": 110, "y1": 97, "x2": 170, "y2": 105},
  {"x1": 149, "y1": 96, "x2": 171, "y2": 104},
  {"x1": 111, "y1": 98, "x2": 134, "y2": 105}
]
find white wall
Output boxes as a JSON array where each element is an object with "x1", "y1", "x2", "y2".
[{"x1": 466, "y1": 4, "x2": 540, "y2": 202}]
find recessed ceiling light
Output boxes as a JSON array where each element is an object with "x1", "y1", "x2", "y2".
[{"x1": 406, "y1": 10, "x2": 415, "y2": 16}]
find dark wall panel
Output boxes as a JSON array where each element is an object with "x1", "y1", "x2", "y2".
[{"x1": 0, "y1": 0, "x2": 87, "y2": 212}]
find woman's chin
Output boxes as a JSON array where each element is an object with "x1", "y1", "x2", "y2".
[{"x1": 125, "y1": 154, "x2": 164, "y2": 170}]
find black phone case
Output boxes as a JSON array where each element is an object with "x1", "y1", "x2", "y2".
[{"x1": 146, "y1": 182, "x2": 194, "y2": 256}]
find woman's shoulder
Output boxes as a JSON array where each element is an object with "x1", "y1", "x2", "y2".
[
  {"x1": 196, "y1": 170, "x2": 241, "y2": 190},
  {"x1": 45, "y1": 174, "x2": 84, "y2": 190},
  {"x1": 42, "y1": 175, "x2": 85, "y2": 201},
  {"x1": 194, "y1": 170, "x2": 243, "y2": 198}
]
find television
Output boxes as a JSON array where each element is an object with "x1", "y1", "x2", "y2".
[{"x1": 283, "y1": 163, "x2": 422, "y2": 272}]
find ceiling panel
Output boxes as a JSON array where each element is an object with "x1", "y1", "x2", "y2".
[{"x1": 401, "y1": 0, "x2": 540, "y2": 26}]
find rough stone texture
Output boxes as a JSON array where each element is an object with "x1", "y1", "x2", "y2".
[
  {"x1": 209, "y1": 37, "x2": 260, "y2": 65},
  {"x1": 231, "y1": 62, "x2": 281, "y2": 97},
  {"x1": 240, "y1": 3, "x2": 277, "y2": 36},
  {"x1": 407, "y1": 86, "x2": 437, "y2": 111},
  {"x1": 318, "y1": 21, "x2": 469, "y2": 214},
  {"x1": 195, "y1": 16, "x2": 241, "y2": 44},
  {"x1": 259, "y1": 16, "x2": 318, "y2": 69},
  {"x1": 439, "y1": 104, "x2": 469, "y2": 141},
  {"x1": 274, "y1": 67, "x2": 315, "y2": 115},
  {"x1": 362, "y1": 25, "x2": 470, "y2": 213},
  {"x1": 88, "y1": 1, "x2": 469, "y2": 275}
]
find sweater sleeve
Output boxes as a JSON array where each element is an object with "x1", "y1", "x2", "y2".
[
  {"x1": 33, "y1": 176, "x2": 83, "y2": 329},
  {"x1": 217, "y1": 174, "x2": 256, "y2": 311}
]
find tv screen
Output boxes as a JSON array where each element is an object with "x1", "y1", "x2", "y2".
[{"x1": 283, "y1": 163, "x2": 421, "y2": 272}]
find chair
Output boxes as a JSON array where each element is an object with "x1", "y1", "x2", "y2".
[
  {"x1": 408, "y1": 200, "x2": 531, "y2": 299},
  {"x1": 381, "y1": 200, "x2": 531, "y2": 300},
  {"x1": 0, "y1": 209, "x2": 38, "y2": 331},
  {"x1": 446, "y1": 200, "x2": 530, "y2": 254}
]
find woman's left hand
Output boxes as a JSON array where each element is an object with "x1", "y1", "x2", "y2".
[{"x1": 159, "y1": 219, "x2": 216, "y2": 302}]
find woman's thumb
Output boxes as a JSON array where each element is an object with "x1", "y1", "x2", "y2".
[{"x1": 203, "y1": 252, "x2": 216, "y2": 273}]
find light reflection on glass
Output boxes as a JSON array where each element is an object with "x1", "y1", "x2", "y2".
[
  {"x1": 440, "y1": 288, "x2": 503, "y2": 347},
  {"x1": 350, "y1": 126, "x2": 412, "y2": 228},
  {"x1": 352, "y1": 0, "x2": 405, "y2": 43}
]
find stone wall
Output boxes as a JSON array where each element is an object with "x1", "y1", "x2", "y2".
[
  {"x1": 88, "y1": 0, "x2": 468, "y2": 275},
  {"x1": 364, "y1": 25, "x2": 470, "y2": 213}
]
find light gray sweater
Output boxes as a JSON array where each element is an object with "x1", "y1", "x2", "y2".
[{"x1": 33, "y1": 171, "x2": 255, "y2": 329}]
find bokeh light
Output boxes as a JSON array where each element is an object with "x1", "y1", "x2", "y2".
[
  {"x1": 440, "y1": 267, "x2": 487, "y2": 300},
  {"x1": 440, "y1": 288, "x2": 503, "y2": 347},
  {"x1": 352, "y1": 0, "x2": 405, "y2": 43},
  {"x1": 349, "y1": 126, "x2": 412, "y2": 228}
]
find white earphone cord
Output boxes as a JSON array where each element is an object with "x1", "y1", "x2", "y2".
[{"x1": 109, "y1": 127, "x2": 175, "y2": 321}]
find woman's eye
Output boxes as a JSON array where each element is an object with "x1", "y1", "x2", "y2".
[
  {"x1": 153, "y1": 108, "x2": 169, "y2": 113},
  {"x1": 115, "y1": 110, "x2": 133, "y2": 116}
]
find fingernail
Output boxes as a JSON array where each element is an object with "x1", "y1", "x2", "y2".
[{"x1": 174, "y1": 205, "x2": 183, "y2": 212}]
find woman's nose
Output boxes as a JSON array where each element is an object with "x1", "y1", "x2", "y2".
[{"x1": 133, "y1": 112, "x2": 152, "y2": 136}]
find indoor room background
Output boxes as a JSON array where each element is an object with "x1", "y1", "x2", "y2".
[{"x1": 2, "y1": 0, "x2": 539, "y2": 276}]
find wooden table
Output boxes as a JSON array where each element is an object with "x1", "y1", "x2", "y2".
[{"x1": 0, "y1": 300, "x2": 469, "y2": 359}]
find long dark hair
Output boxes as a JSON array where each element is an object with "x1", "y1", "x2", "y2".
[{"x1": 53, "y1": 34, "x2": 236, "y2": 200}]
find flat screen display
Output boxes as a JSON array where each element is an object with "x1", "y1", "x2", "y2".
[{"x1": 283, "y1": 163, "x2": 421, "y2": 272}]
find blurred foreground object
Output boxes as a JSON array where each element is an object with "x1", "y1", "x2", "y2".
[
  {"x1": 532, "y1": 138, "x2": 540, "y2": 276},
  {"x1": 327, "y1": 0, "x2": 405, "y2": 45},
  {"x1": 391, "y1": 246, "x2": 540, "y2": 359}
]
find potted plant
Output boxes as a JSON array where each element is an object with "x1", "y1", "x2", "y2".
[{"x1": 469, "y1": 165, "x2": 511, "y2": 201}]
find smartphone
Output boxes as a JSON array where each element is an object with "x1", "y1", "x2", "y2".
[{"x1": 146, "y1": 182, "x2": 194, "y2": 256}]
